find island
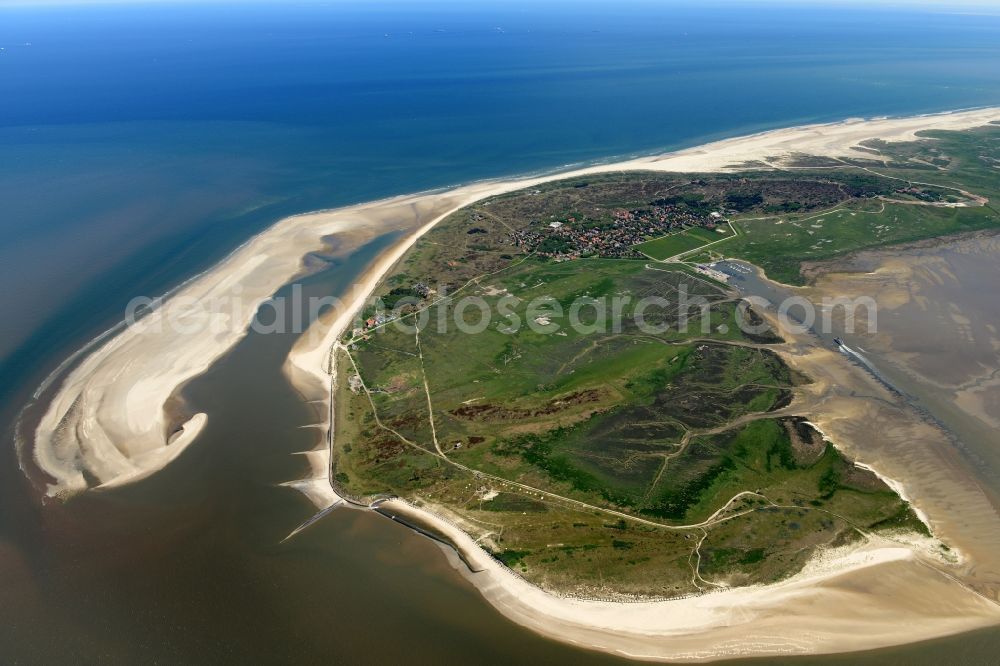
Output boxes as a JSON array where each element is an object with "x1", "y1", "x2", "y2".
[
  {"x1": 331, "y1": 168, "x2": 953, "y2": 596},
  {"x1": 24, "y1": 110, "x2": 1000, "y2": 661}
]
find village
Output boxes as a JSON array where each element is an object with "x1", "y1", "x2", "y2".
[
  {"x1": 352, "y1": 204, "x2": 735, "y2": 336},
  {"x1": 505, "y1": 203, "x2": 728, "y2": 260}
]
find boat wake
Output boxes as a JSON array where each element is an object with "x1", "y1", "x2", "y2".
[{"x1": 834, "y1": 337, "x2": 901, "y2": 395}]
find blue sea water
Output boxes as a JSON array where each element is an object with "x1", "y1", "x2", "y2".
[{"x1": 2, "y1": 0, "x2": 1000, "y2": 396}]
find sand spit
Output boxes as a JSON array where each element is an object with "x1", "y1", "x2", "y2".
[
  {"x1": 31, "y1": 205, "x2": 418, "y2": 496},
  {"x1": 24, "y1": 108, "x2": 1000, "y2": 660}
]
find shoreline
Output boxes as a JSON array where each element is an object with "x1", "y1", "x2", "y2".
[
  {"x1": 379, "y1": 497, "x2": 997, "y2": 662},
  {"x1": 341, "y1": 292, "x2": 1000, "y2": 662},
  {"x1": 21, "y1": 107, "x2": 1000, "y2": 660}
]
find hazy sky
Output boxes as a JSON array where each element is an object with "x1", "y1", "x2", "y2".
[{"x1": 1, "y1": 0, "x2": 999, "y2": 6}]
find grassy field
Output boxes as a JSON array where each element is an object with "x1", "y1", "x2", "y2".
[
  {"x1": 636, "y1": 229, "x2": 717, "y2": 259},
  {"x1": 637, "y1": 224, "x2": 732, "y2": 259},
  {"x1": 325, "y1": 129, "x2": 1000, "y2": 596}
]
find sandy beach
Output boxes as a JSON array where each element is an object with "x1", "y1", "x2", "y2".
[
  {"x1": 24, "y1": 107, "x2": 1000, "y2": 660},
  {"x1": 376, "y1": 497, "x2": 999, "y2": 662}
]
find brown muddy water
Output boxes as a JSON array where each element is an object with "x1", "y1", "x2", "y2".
[
  {"x1": 805, "y1": 232, "x2": 1000, "y2": 499},
  {"x1": 2, "y1": 232, "x2": 1000, "y2": 664}
]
